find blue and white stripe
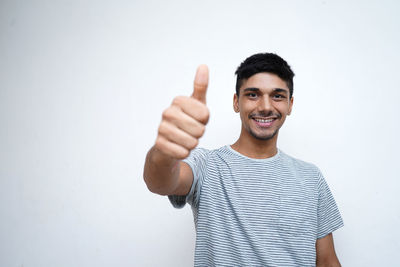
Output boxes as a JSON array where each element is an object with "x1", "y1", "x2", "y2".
[{"x1": 169, "y1": 145, "x2": 343, "y2": 266}]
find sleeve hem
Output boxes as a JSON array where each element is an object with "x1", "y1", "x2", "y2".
[
  {"x1": 317, "y1": 221, "x2": 344, "y2": 239},
  {"x1": 168, "y1": 160, "x2": 197, "y2": 209},
  {"x1": 168, "y1": 195, "x2": 187, "y2": 209}
]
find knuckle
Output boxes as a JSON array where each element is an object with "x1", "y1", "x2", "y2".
[
  {"x1": 154, "y1": 136, "x2": 165, "y2": 150},
  {"x1": 161, "y1": 110, "x2": 168, "y2": 120},
  {"x1": 157, "y1": 121, "x2": 167, "y2": 135},
  {"x1": 172, "y1": 96, "x2": 185, "y2": 106},
  {"x1": 195, "y1": 125, "x2": 206, "y2": 138},
  {"x1": 178, "y1": 149, "x2": 190, "y2": 159},
  {"x1": 199, "y1": 125, "x2": 206, "y2": 136},
  {"x1": 188, "y1": 138, "x2": 199, "y2": 150},
  {"x1": 162, "y1": 108, "x2": 173, "y2": 120},
  {"x1": 199, "y1": 106, "x2": 210, "y2": 123}
]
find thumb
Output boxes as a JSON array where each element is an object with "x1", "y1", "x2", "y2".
[{"x1": 191, "y1": 64, "x2": 209, "y2": 104}]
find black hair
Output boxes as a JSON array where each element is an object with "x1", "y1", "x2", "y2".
[{"x1": 235, "y1": 53, "x2": 295, "y2": 97}]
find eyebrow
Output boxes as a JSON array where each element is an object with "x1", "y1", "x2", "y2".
[
  {"x1": 243, "y1": 87, "x2": 260, "y2": 93},
  {"x1": 273, "y1": 88, "x2": 289, "y2": 95},
  {"x1": 243, "y1": 87, "x2": 289, "y2": 94}
]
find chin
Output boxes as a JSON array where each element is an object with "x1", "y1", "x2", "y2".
[{"x1": 249, "y1": 130, "x2": 278, "y2": 141}]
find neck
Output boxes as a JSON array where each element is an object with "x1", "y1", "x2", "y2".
[{"x1": 231, "y1": 129, "x2": 278, "y2": 159}]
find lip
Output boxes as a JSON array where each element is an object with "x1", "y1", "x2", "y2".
[{"x1": 252, "y1": 117, "x2": 276, "y2": 128}]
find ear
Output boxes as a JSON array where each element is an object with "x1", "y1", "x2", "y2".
[
  {"x1": 233, "y1": 93, "x2": 239, "y2": 113},
  {"x1": 288, "y1": 96, "x2": 294, "y2": 115}
]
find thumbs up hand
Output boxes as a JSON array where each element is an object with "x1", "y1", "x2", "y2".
[{"x1": 155, "y1": 65, "x2": 210, "y2": 159}]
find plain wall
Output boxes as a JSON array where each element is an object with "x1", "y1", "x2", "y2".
[{"x1": 1, "y1": 0, "x2": 399, "y2": 266}]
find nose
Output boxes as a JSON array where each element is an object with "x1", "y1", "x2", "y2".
[{"x1": 258, "y1": 95, "x2": 273, "y2": 112}]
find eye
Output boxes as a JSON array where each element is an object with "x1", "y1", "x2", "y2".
[
  {"x1": 246, "y1": 93, "x2": 258, "y2": 98},
  {"x1": 273, "y1": 94, "x2": 286, "y2": 100}
]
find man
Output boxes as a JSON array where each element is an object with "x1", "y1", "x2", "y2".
[{"x1": 143, "y1": 53, "x2": 344, "y2": 266}]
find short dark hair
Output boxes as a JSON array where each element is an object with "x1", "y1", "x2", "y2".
[{"x1": 235, "y1": 53, "x2": 295, "y2": 97}]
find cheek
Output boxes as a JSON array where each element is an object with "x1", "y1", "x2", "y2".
[
  {"x1": 239, "y1": 106, "x2": 251, "y2": 118},
  {"x1": 239, "y1": 106, "x2": 250, "y2": 120},
  {"x1": 241, "y1": 100, "x2": 255, "y2": 110},
  {"x1": 276, "y1": 102, "x2": 291, "y2": 113}
]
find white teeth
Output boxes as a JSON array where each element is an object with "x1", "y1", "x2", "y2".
[{"x1": 255, "y1": 118, "x2": 273, "y2": 123}]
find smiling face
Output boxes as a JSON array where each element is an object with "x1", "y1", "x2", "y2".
[{"x1": 233, "y1": 72, "x2": 293, "y2": 142}]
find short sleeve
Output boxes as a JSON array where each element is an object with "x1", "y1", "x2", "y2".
[
  {"x1": 316, "y1": 171, "x2": 344, "y2": 239},
  {"x1": 168, "y1": 147, "x2": 209, "y2": 209}
]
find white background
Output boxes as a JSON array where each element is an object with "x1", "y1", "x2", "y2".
[{"x1": 1, "y1": 0, "x2": 399, "y2": 266}]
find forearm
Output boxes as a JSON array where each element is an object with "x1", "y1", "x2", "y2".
[
  {"x1": 143, "y1": 146, "x2": 181, "y2": 195},
  {"x1": 315, "y1": 233, "x2": 341, "y2": 267},
  {"x1": 316, "y1": 262, "x2": 341, "y2": 267}
]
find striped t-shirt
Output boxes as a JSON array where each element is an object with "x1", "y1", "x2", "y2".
[{"x1": 169, "y1": 145, "x2": 343, "y2": 266}]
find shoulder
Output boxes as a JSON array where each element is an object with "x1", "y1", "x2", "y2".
[
  {"x1": 189, "y1": 147, "x2": 211, "y2": 156},
  {"x1": 279, "y1": 150, "x2": 323, "y2": 177},
  {"x1": 187, "y1": 145, "x2": 229, "y2": 158},
  {"x1": 183, "y1": 146, "x2": 220, "y2": 166}
]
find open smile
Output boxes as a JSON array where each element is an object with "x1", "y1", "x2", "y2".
[{"x1": 252, "y1": 117, "x2": 277, "y2": 127}]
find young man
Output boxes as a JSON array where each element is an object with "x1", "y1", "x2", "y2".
[{"x1": 143, "y1": 53, "x2": 344, "y2": 266}]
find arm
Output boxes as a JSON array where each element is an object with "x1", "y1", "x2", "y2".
[
  {"x1": 316, "y1": 233, "x2": 341, "y2": 267},
  {"x1": 143, "y1": 65, "x2": 209, "y2": 196},
  {"x1": 143, "y1": 146, "x2": 193, "y2": 195}
]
